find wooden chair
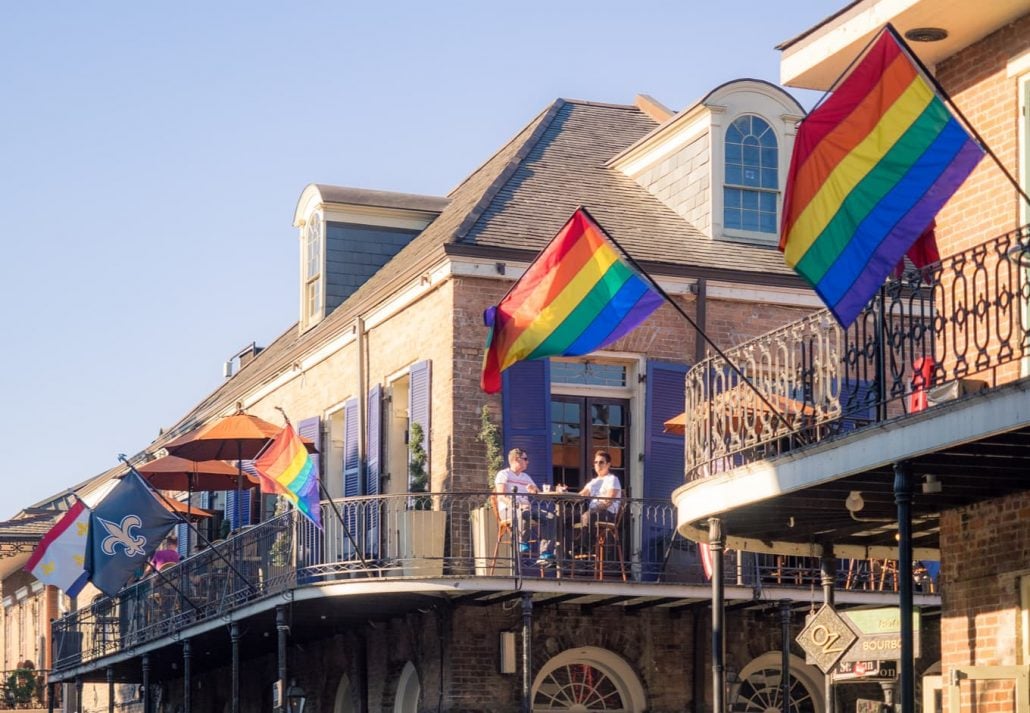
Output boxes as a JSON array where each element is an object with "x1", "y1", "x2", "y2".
[
  {"x1": 489, "y1": 494, "x2": 513, "y2": 575},
  {"x1": 594, "y1": 498, "x2": 627, "y2": 581}
]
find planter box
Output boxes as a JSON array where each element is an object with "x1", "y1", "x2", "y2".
[
  {"x1": 471, "y1": 504, "x2": 512, "y2": 576},
  {"x1": 392, "y1": 509, "x2": 446, "y2": 577}
]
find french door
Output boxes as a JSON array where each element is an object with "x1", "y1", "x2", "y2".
[{"x1": 550, "y1": 396, "x2": 629, "y2": 494}]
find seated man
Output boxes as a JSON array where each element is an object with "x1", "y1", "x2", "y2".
[
  {"x1": 578, "y1": 450, "x2": 623, "y2": 549},
  {"x1": 494, "y1": 448, "x2": 556, "y2": 567}
]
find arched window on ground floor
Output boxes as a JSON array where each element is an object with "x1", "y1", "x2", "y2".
[{"x1": 531, "y1": 646, "x2": 646, "y2": 712}]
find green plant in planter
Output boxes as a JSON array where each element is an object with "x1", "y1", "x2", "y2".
[
  {"x1": 477, "y1": 404, "x2": 503, "y2": 489},
  {"x1": 268, "y1": 498, "x2": 292, "y2": 566},
  {"x1": 408, "y1": 422, "x2": 431, "y2": 510}
]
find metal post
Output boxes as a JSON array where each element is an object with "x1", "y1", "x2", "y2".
[
  {"x1": 780, "y1": 600, "x2": 792, "y2": 713},
  {"x1": 46, "y1": 682, "x2": 54, "y2": 713},
  {"x1": 894, "y1": 462, "x2": 914, "y2": 713},
  {"x1": 183, "y1": 639, "x2": 192, "y2": 713},
  {"x1": 820, "y1": 549, "x2": 836, "y2": 713},
  {"x1": 141, "y1": 655, "x2": 150, "y2": 713},
  {"x1": 231, "y1": 622, "x2": 241, "y2": 713},
  {"x1": 709, "y1": 518, "x2": 725, "y2": 713},
  {"x1": 277, "y1": 606, "x2": 289, "y2": 706},
  {"x1": 520, "y1": 593, "x2": 533, "y2": 713},
  {"x1": 75, "y1": 676, "x2": 83, "y2": 713},
  {"x1": 107, "y1": 667, "x2": 114, "y2": 713}
]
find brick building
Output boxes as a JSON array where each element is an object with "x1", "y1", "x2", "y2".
[
  {"x1": 676, "y1": 2, "x2": 1030, "y2": 713},
  {"x1": 5, "y1": 75, "x2": 922, "y2": 713}
]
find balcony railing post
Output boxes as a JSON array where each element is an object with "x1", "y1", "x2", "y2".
[
  {"x1": 75, "y1": 675, "x2": 83, "y2": 713},
  {"x1": 821, "y1": 549, "x2": 836, "y2": 713},
  {"x1": 709, "y1": 517, "x2": 725, "y2": 713},
  {"x1": 106, "y1": 666, "x2": 114, "y2": 713},
  {"x1": 183, "y1": 639, "x2": 192, "y2": 713},
  {"x1": 141, "y1": 654, "x2": 150, "y2": 713},
  {"x1": 780, "y1": 599, "x2": 793, "y2": 713},
  {"x1": 231, "y1": 622, "x2": 240, "y2": 713},
  {"x1": 894, "y1": 462, "x2": 915, "y2": 713}
]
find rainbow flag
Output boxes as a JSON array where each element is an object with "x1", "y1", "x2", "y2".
[
  {"x1": 780, "y1": 27, "x2": 983, "y2": 327},
  {"x1": 254, "y1": 424, "x2": 322, "y2": 528},
  {"x1": 480, "y1": 208, "x2": 663, "y2": 393}
]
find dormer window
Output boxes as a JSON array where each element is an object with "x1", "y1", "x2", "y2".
[
  {"x1": 723, "y1": 115, "x2": 779, "y2": 237},
  {"x1": 302, "y1": 211, "x2": 323, "y2": 330}
]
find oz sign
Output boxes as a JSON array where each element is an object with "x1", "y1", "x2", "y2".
[{"x1": 796, "y1": 605, "x2": 858, "y2": 673}]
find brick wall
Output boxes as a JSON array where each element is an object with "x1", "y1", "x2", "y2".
[
  {"x1": 933, "y1": 14, "x2": 1030, "y2": 255},
  {"x1": 939, "y1": 492, "x2": 1029, "y2": 711}
]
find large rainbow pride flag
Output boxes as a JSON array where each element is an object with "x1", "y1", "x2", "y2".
[
  {"x1": 780, "y1": 27, "x2": 984, "y2": 327},
  {"x1": 480, "y1": 208, "x2": 663, "y2": 393},
  {"x1": 254, "y1": 423, "x2": 322, "y2": 528}
]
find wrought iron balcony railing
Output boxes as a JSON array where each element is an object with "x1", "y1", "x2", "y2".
[
  {"x1": 50, "y1": 492, "x2": 926, "y2": 671},
  {"x1": 685, "y1": 224, "x2": 1030, "y2": 480}
]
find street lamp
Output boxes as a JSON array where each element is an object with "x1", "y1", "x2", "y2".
[{"x1": 285, "y1": 680, "x2": 306, "y2": 713}]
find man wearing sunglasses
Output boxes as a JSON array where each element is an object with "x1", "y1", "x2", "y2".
[
  {"x1": 494, "y1": 448, "x2": 557, "y2": 568},
  {"x1": 578, "y1": 449, "x2": 623, "y2": 540}
]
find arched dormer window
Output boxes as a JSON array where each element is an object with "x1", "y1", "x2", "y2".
[
  {"x1": 723, "y1": 114, "x2": 778, "y2": 237},
  {"x1": 302, "y1": 211, "x2": 324, "y2": 331}
]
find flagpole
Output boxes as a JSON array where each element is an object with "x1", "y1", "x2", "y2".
[
  {"x1": 576, "y1": 205, "x2": 801, "y2": 441},
  {"x1": 119, "y1": 456, "x2": 259, "y2": 594},
  {"x1": 885, "y1": 24, "x2": 1030, "y2": 208},
  {"x1": 273, "y1": 408, "x2": 373, "y2": 573}
]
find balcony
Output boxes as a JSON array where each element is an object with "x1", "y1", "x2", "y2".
[
  {"x1": 677, "y1": 224, "x2": 1030, "y2": 555},
  {"x1": 50, "y1": 492, "x2": 928, "y2": 675}
]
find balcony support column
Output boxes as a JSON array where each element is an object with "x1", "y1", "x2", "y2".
[
  {"x1": 277, "y1": 606, "x2": 288, "y2": 703},
  {"x1": 75, "y1": 675, "x2": 83, "y2": 713},
  {"x1": 141, "y1": 654, "x2": 150, "y2": 713},
  {"x1": 520, "y1": 592, "x2": 533, "y2": 713},
  {"x1": 894, "y1": 462, "x2": 915, "y2": 713},
  {"x1": 107, "y1": 666, "x2": 114, "y2": 713},
  {"x1": 183, "y1": 638, "x2": 192, "y2": 713},
  {"x1": 231, "y1": 622, "x2": 241, "y2": 713},
  {"x1": 820, "y1": 547, "x2": 835, "y2": 713},
  {"x1": 780, "y1": 599, "x2": 792, "y2": 713},
  {"x1": 709, "y1": 517, "x2": 725, "y2": 713},
  {"x1": 47, "y1": 681, "x2": 54, "y2": 713}
]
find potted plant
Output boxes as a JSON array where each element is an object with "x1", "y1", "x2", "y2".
[
  {"x1": 471, "y1": 405, "x2": 510, "y2": 575},
  {"x1": 395, "y1": 422, "x2": 446, "y2": 576}
]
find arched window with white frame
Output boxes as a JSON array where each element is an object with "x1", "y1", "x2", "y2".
[{"x1": 723, "y1": 114, "x2": 779, "y2": 238}]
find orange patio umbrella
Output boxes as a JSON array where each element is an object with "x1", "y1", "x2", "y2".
[{"x1": 138, "y1": 455, "x2": 260, "y2": 492}]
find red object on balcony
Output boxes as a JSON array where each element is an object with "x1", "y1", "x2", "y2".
[{"x1": 909, "y1": 356, "x2": 936, "y2": 413}]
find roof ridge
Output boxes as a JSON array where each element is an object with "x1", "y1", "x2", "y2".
[
  {"x1": 559, "y1": 97, "x2": 640, "y2": 111},
  {"x1": 451, "y1": 99, "x2": 567, "y2": 243}
]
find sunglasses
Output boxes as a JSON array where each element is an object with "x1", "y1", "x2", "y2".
[{"x1": 594, "y1": 460, "x2": 608, "y2": 464}]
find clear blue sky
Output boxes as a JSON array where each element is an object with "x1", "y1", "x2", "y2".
[{"x1": 0, "y1": 2, "x2": 832, "y2": 513}]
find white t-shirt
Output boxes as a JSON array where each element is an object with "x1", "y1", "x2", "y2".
[
  {"x1": 584, "y1": 473, "x2": 621, "y2": 514},
  {"x1": 494, "y1": 467, "x2": 537, "y2": 519}
]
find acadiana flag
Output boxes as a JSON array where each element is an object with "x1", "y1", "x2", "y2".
[
  {"x1": 779, "y1": 26, "x2": 984, "y2": 327},
  {"x1": 25, "y1": 500, "x2": 91, "y2": 597},
  {"x1": 253, "y1": 424, "x2": 322, "y2": 529},
  {"x1": 480, "y1": 208, "x2": 663, "y2": 393}
]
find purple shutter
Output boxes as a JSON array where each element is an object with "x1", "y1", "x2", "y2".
[
  {"x1": 341, "y1": 398, "x2": 360, "y2": 559},
  {"x1": 176, "y1": 522, "x2": 189, "y2": 558},
  {"x1": 296, "y1": 416, "x2": 324, "y2": 566},
  {"x1": 502, "y1": 359, "x2": 552, "y2": 486},
  {"x1": 366, "y1": 386, "x2": 382, "y2": 558},
  {"x1": 644, "y1": 360, "x2": 688, "y2": 501},
  {"x1": 408, "y1": 361, "x2": 431, "y2": 487}
]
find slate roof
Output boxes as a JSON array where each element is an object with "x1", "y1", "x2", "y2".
[{"x1": 313, "y1": 185, "x2": 449, "y2": 214}]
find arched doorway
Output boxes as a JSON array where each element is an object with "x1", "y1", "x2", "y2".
[
  {"x1": 730, "y1": 652, "x2": 825, "y2": 713},
  {"x1": 394, "y1": 661, "x2": 421, "y2": 713},
  {"x1": 333, "y1": 673, "x2": 354, "y2": 713},
  {"x1": 531, "y1": 646, "x2": 646, "y2": 712}
]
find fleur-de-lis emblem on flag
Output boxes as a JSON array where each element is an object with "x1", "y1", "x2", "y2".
[{"x1": 98, "y1": 515, "x2": 147, "y2": 557}]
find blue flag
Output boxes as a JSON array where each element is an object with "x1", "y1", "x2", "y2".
[{"x1": 85, "y1": 471, "x2": 180, "y2": 597}]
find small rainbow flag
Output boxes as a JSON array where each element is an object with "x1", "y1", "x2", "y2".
[
  {"x1": 780, "y1": 26, "x2": 983, "y2": 327},
  {"x1": 254, "y1": 424, "x2": 322, "y2": 528},
  {"x1": 480, "y1": 208, "x2": 663, "y2": 393}
]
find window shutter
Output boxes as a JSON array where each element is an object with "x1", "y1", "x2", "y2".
[
  {"x1": 366, "y1": 385, "x2": 382, "y2": 559},
  {"x1": 296, "y1": 416, "x2": 324, "y2": 567},
  {"x1": 176, "y1": 522, "x2": 189, "y2": 558},
  {"x1": 502, "y1": 359, "x2": 552, "y2": 486},
  {"x1": 343, "y1": 399, "x2": 360, "y2": 497},
  {"x1": 408, "y1": 360, "x2": 431, "y2": 486},
  {"x1": 644, "y1": 360, "x2": 688, "y2": 501},
  {"x1": 225, "y1": 468, "x2": 253, "y2": 531}
]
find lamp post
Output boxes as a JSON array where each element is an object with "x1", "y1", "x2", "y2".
[{"x1": 285, "y1": 680, "x2": 306, "y2": 713}]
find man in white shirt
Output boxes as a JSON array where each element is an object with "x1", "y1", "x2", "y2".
[
  {"x1": 494, "y1": 448, "x2": 556, "y2": 567},
  {"x1": 578, "y1": 449, "x2": 622, "y2": 546}
]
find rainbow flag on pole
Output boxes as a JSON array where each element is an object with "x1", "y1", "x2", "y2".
[
  {"x1": 254, "y1": 424, "x2": 322, "y2": 528},
  {"x1": 480, "y1": 208, "x2": 663, "y2": 393},
  {"x1": 780, "y1": 26, "x2": 984, "y2": 327}
]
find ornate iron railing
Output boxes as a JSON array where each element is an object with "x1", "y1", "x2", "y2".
[
  {"x1": 686, "y1": 224, "x2": 1030, "y2": 480},
  {"x1": 50, "y1": 492, "x2": 922, "y2": 671}
]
